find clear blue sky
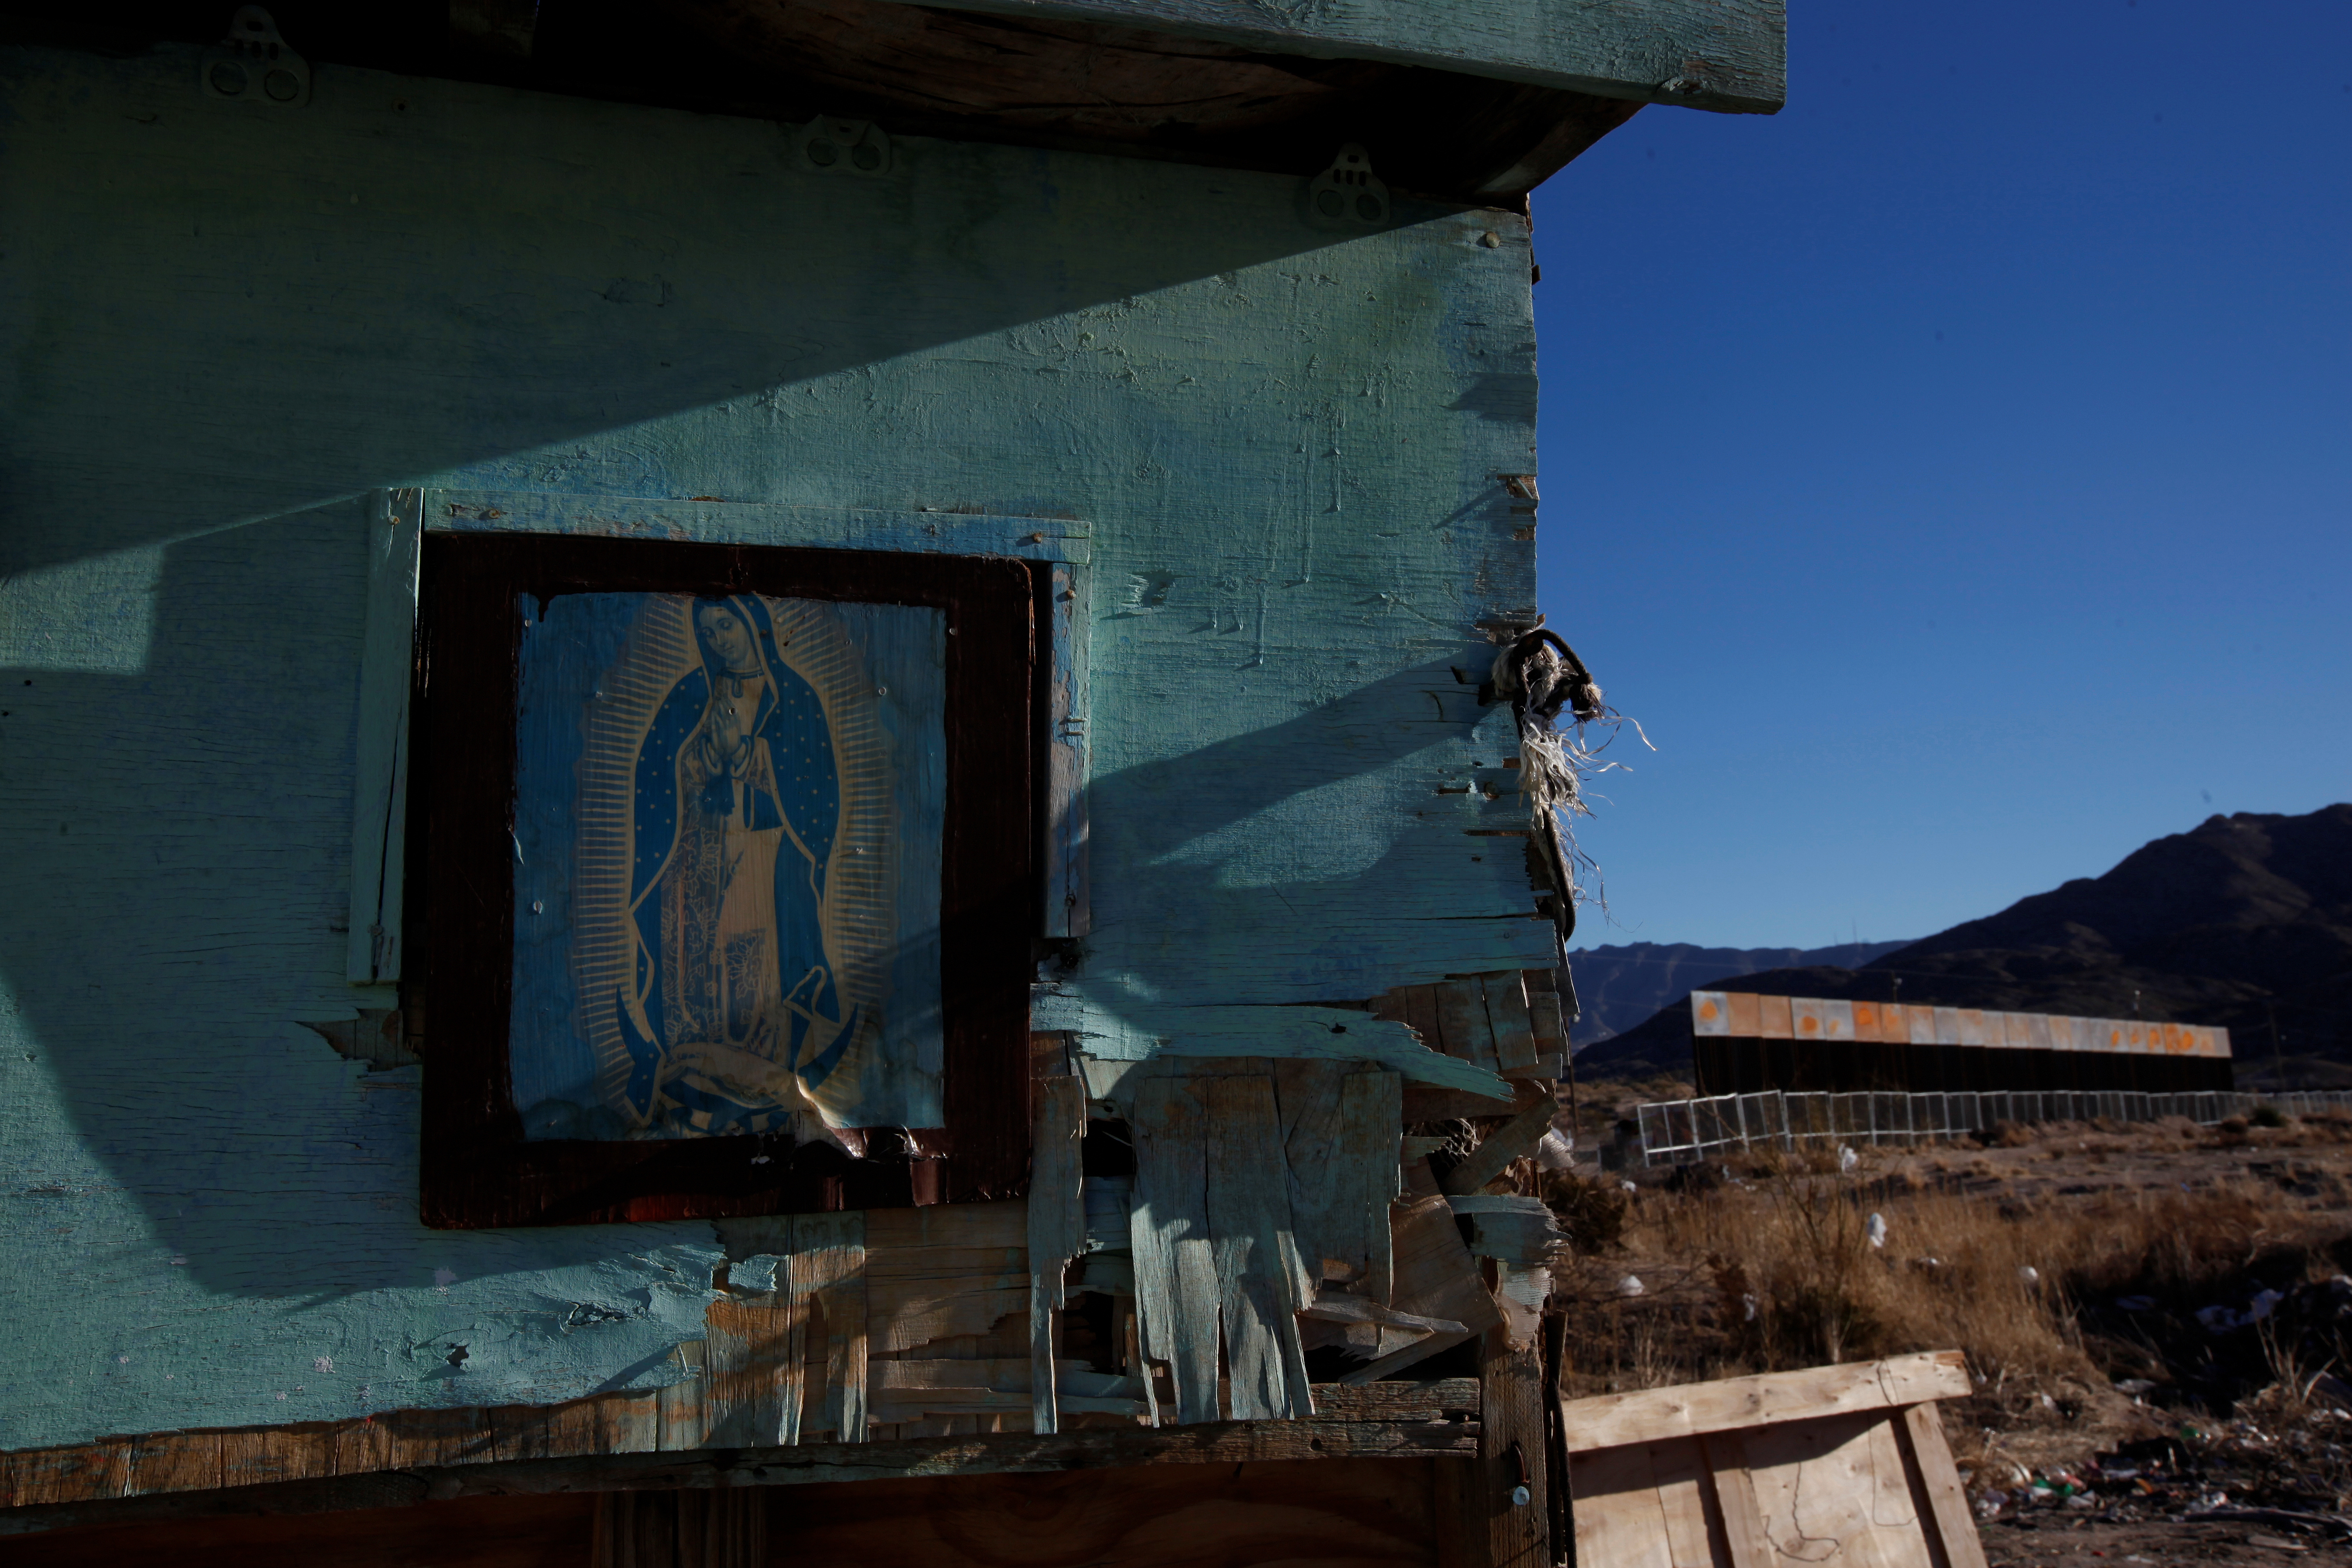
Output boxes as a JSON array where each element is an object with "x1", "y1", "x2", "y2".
[{"x1": 1531, "y1": 0, "x2": 2352, "y2": 953}]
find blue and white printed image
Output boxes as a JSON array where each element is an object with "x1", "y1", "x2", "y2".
[{"x1": 508, "y1": 591, "x2": 945, "y2": 1140}]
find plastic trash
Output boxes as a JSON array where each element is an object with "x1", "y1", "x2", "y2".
[
  {"x1": 1619, "y1": 1180, "x2": 1638, "y2": 1196},
  {"x1": 2018, "y1": 1265, "x2": 2041, "y2": 1287},
  {"x1": 1535, "y1": 1129, "x2": 1575, "y2": 1171},
  {"x1": 1615, "y1": 1275, "x2": 1646, "y2": 1298},
  {"x1": 1865, "y1": 1212, "x2": 1888, "y2": 1249},
  {"x1": 1837, "y1": 1145, "x2": 1859, "y2": 1173}
]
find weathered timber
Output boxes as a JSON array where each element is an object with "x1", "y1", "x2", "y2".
[
  {"x1": 1558, "y1": 1351, "x2": 1972, "y2": 1452},
  {"x1": 0, "y1": 1421, "x2": 1479, "y2": 1540},
  {"x1": 1439, "y1": 1095, "x2": 1560, "y2": 1195},
  {"x1": 873, "y1": 0, "x2": 1786, "y2": 113}
]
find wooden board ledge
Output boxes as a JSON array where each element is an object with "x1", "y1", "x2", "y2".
[
  {"x1": 1559, "y1": 1351, "x2": 1972, "y2": 1453},
  {"x1": 0, "y1": 1417, "x2": 1479, "y2": 1541}
]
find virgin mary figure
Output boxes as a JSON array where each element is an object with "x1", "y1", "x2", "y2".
[{"x1": 614, "y1": 594, "x2": 859, "y2": 1134}]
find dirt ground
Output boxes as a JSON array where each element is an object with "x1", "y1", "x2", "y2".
[{"x1": 1548, "y1": 1103, "x2": 2352, "y2": 1561}]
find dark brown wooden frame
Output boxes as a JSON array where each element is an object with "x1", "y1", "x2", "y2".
[{"x1": 415, "y1": 532, "x2": 1035, "y2": 1228}]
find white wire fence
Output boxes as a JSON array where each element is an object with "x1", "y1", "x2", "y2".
[{"x1": 1632, "y1": 1089, "x2": 2352, "y2": 1168}]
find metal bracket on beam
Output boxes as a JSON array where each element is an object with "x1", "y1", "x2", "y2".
[{"x1": 1305, "y1": 144, "x2": 1389, "y2": 230}]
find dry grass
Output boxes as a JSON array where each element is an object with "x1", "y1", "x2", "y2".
[{"x1": 1550, "y1": 1149, "x2": 2345, "y2": 1408}]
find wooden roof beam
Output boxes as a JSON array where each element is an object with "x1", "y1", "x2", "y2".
[{"x1": 862, "y1": 0, "x2": 1786, "y2": 115}]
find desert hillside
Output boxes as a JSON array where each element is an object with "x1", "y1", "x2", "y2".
[{"x1": 1577, "y1": 804, "x2": 2352, "y2": 1087}]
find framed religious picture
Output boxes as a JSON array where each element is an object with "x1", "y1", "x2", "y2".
[{"x1": 413, "y1": 532, "x2": 1036, "y2": 1227}]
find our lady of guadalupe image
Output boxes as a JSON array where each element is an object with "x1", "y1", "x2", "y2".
[{"x1": 506, "y1": 590, "x2": 946, "y2": 1142}]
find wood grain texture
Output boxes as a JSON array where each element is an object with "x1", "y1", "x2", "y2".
[
  {"x1": 1479, "y1": 1328, "x2": 1549, "y2": 1568},
  {"x1": 0, "y1": 1493, "x2": 598, "y2": 1568},
  {"x1": 883, "y1": 0, "x2": 1785, "y2": 112},
  {"x1": 1439, "y1": 1096, "x2": 1559, "y2": 1195},
  {"x1": 1558, "y1": 1353, "x2": 1972, "y2": 1452}
]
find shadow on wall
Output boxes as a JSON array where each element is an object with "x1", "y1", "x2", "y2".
[
  {"x1": 0, "y1": 49, "x2": 1524, "y2": 1295},
  {"x1": 0, "y1": 44, "x2": 1362, "y2": 577}
]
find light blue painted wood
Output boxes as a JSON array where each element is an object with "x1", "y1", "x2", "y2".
[
  {"x1": 429, "y1": 490, "x2": 1092, "y2": 566},
  {"x1": 877, "y1": 0, "x2": 1786, "y2": 114},
  {"x1": 0, "y1": 38, "x2": 1548, "y2": 1453},
  {"x1": 347, "y1": 488, "x2": 421, "y2": 984}
]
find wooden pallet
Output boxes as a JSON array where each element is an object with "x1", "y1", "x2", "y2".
[{"x1": 1562, "y1": 1352, "x2": 1987, "y2": 1568}]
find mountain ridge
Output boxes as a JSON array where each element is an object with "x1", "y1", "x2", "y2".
[{"x1": 1575, "y1": 805, "x2": 2352, "y2": 1089}]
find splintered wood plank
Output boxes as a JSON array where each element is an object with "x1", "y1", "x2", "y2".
[
  {"x1": 1558, "y1": 1352, "x2": 1971, "y2": 1452},
  {"x1": 865, "y1": 1201, "x2": 1030, "y2": 1353},
  {"x1": 1203, "y1": 1074, "x2": 1313, "y2": 1421},
  {"x1": 1898, "y1": 1402, "x2": 1990, "y2": 1568},
  {"x1": 1867, "y1": 1415, "x2": 1917, "y2": 1527},
  {"x1": 1341, "y1": 1194, "x2": 1501, "y2": 1383},
  {"x1": 1027, "y1": 1073, "x2": 1088, "y2": 1435},
  {"x1": 796, "y1": 1211, "x2": 868, "y2": 1444},
  {"x1": 1433, "y1": 978, "x2": 1502, "y2": 1073},
  {"x1": 120, "y1": 1431, "x2": 221, "y2": 1499},
  {"x1": 1131, "y1": 1075, "x2": 1220, "y2": 1424},
  {"x1": 704, "y1": 1282, "x2": 808, "y2": 1448},
  {"x1": 1439, "y1": 1093, "x2": 1557, "y2": 1196},
  {"x1": 1482, "y1": 974, "x2": 1540, "y2": 1073}
]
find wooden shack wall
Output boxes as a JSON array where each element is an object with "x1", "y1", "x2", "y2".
[{"x1": 0, "y1": 41, "x2": 1545, "y2": 1455}]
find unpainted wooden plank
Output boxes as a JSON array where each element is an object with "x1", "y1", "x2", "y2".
[
  {"x1": 1203, "y1": 1074, "x2": 1314, "y2": 1421},
  {"x1": 1650, "y1": 1437, "x2": 1726, "y2": 1568},
  {"x1": 1567, "y1": 1443, "x2": 1673, "y2": 1568},
  {"x1": 1027, "y1": 1073, "x2": 1087, "y2": 1435},
  {"x1": 865, "y1": 1201, "x2": 1030, "y2": 1353},
  {"x1": 655, "y1": 1342, "x2": 709, "y2": 1453},
  {"x1": 793, "y1": 1211, "x2": 868, "y2": 1444},
  {"x1": 704, "y1": 1272, "x2": 808, "y2": 1448},
  {"x1": 1898, "y1": 1401, "x2": 1990, "y2": 1568},
  {"x1": 1742, "y1": 1409, "x2": 1935, "y2": 1568},
  {"x1": 1130, "y1": 1075, "x2": 1220, "y2": 1424},
  {"x1": 1699, "y1": 1432, "x2": 1770, "y2": 1568},
  {"x1": 1558, "y1": 1352, "x2": 1971, "y2": 1452}
]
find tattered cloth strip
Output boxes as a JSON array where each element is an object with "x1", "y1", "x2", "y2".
[{"x1": 1483, "y1": 628, "x2": 1612, "y2": 1013}]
